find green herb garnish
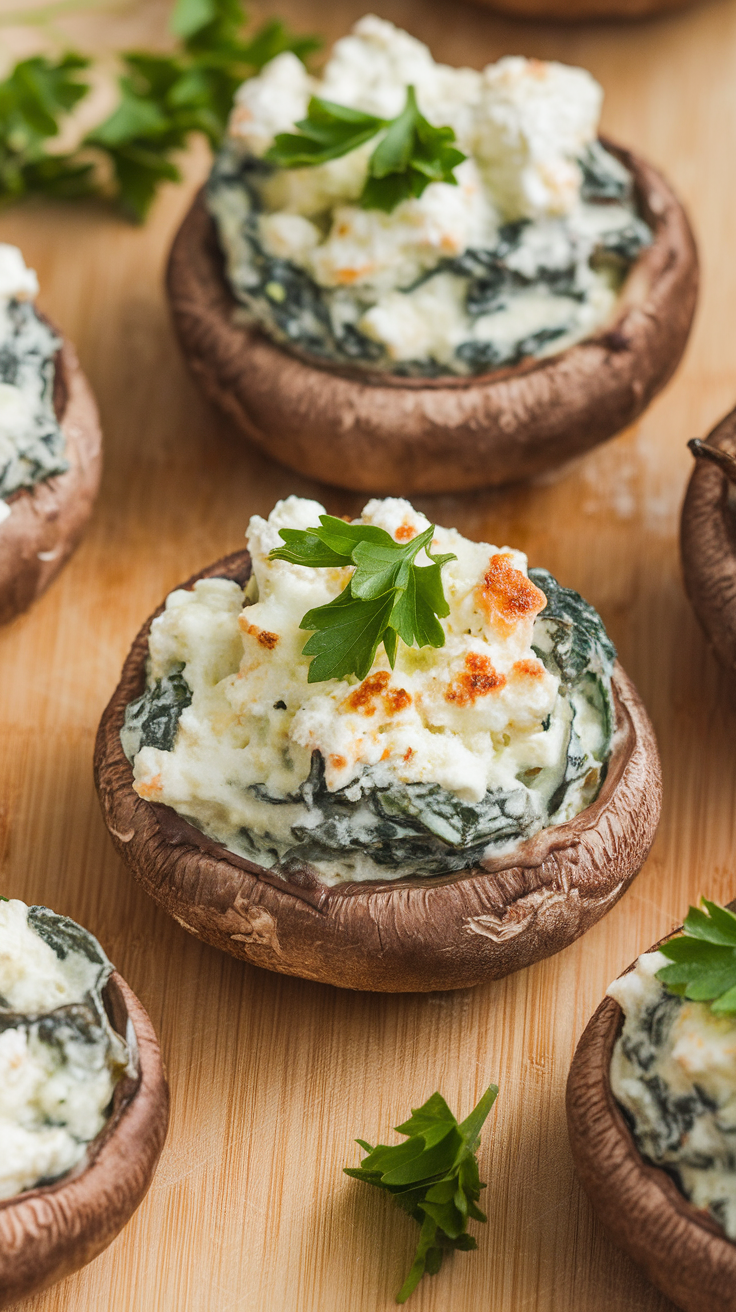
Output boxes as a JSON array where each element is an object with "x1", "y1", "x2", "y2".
[
  {"x1": 656, "y1": 898, "x2": 736, "y2": 1015},
  {"x1": 345, "y1": 1086, "x2": 497, "y2": 1303},
  {"x1": 269, "y1": 515, "x2": 456, "y2": 683},
  {"x1": 87, "y1": 1, "x2": 320, "y2": 221},
  {"x1": 265, "y1": 85, "x2": 466, "y2": 213},
  {"x1": 0, "y1": 54, "x2": 94, "y2": 203},
  {"x1": 1, "y1": 0, "x2": 319, "y2": 220}
]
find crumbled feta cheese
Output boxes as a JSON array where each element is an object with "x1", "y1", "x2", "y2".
[
  {"x1": 126, "y1": 496, "x2": 613, "y2": 884},
  {"x1": 305, "y1": 160, "x2": 496, "y2": 294},
  {"x1": 473, "y1": 57, "x2": 601, "y2": 220},
  {"x1": 0, "y1": 244, "x2": 39, "y2": 301},
  {"x1": 229, "y1": 51, "x2": 312, "y2": 157}
]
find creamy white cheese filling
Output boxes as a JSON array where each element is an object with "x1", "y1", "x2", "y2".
[
  {"x1": 0, "y1": 899, "x2": 130, "y2": 1200},
  {"x1": 0, "y1": 244, "x2": 68, "y2": 518},
  {"x1": 124, "y1": 496, "x2": 613, "y2": 885},
  {"x1": 609, "y1": 953, "x2": 736, "y2": 1239},
  {"x1": 207, "y1": 16, "x2": 650, "y2": 376}
]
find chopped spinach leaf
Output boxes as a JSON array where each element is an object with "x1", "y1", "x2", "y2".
[
  {"x1": 579, "y1": 141, "x2": 632, "y2": 204},
  {"x1": 27, "y1": 906, "x2": 106, "y2": 966},
  {"x1": 592, "y1": 217, "x2": 652, "y2": 267},
  {"x1": 529, "y1": 568, "x2": 616, "y2": 686},
  {"x1": 121, "y1": 663, "x2": 193, "y2": 760}
]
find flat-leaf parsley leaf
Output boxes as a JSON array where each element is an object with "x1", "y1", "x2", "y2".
[
  {"x1": 345, "y1": 1086, "x2": 498, "y2": 1302},
  {"x1": 0, "y1": 54, "x2": 95, "y2": 203},
  {"x1": 656, "y1": 898, "x2": 736, "y2": 1015},
  {"x1": 268, "y1": 515, "x2": 456, "y2": 683},
  {"x1": 265, "y1": 84, "x2": 466, "y2": 213}
]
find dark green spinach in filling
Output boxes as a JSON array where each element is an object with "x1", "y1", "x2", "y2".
[
  {"x1": 121, "y1": 662, "x2": 193, "y2": 759},
  {"x1": 205, "y1": 141, "x2": 651, "y2": 378}
]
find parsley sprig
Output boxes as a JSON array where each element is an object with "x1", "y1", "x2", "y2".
[
  {"x1": 0, "y1": 53, "x2": 94, "y2": 202},
  {"x1": 657, "y1": 899, "x2": 736, "y2": 1015},
  {"x1": 87, "y1": 0, "x2": 319, "y2": 220},
  {"x1": 269, "y1": 515, "x2": 456, "y2": 683},
  {"x1": 1, "y1": 0, "x2": 319, "y2": 220},
  {"x1": 265, "y1": 85, "x2": 466, "y2": 213},
  {"x1": 345, "y1": 1086, "x2": 497, "y2": 1303}
]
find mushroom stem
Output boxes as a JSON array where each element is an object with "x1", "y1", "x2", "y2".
[{"x1": 688, "y1": 438, "x2": 736, "y2": 485}]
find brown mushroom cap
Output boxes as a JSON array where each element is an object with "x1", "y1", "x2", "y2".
[
  {"x1": 0, "y1": 330, "x2": 102, "y2": 627},
  {"x1": 681, "y1": 405, "x2": 736, "y2": 674},
  {"x1": 0, "y1": 971, "x2": 169, "y2": 1308},
  {"x1": 94, "y1": 549, "x2": 662, "y2": 993},
  {"x1": 467, "y1": 0, "x2": 697, "y2": 22},
  {"x1": 166, "y1": 142, "x2": 697, "y2": 496},
  {"x1": 566, "y1": 919, "x2": 736, "y2": 1312}
]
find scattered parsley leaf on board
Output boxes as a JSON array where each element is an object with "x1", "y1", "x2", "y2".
[
  {"x1": 0, "y1": 54, "x2": 95, "y2": 203},
  {"x1": 268, "y1": 515, "x2": 456, "y2": 683},
  {"x1": 656, "y1": 899, "x2": 736, "y2": 1015},
  {"x1": 0, "y1": 0, "x2": 319, "y2": 221},
  {"x1": 86, "y1": 0, "x2": 320, "y2": 220},
  {"x1": 265, "y1": 84, "x2": 466, "y2": 213},
  {"x1": 345, "y1": 1086, "x2": 498, "y2": 1303}
]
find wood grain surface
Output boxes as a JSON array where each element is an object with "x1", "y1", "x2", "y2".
[{"x1": 2, "y1": 0, "x2": 736, "y2": 1307}]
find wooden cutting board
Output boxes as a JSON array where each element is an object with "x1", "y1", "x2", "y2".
[{"x1": 2, "y1": 0, "x2": 736, "y2": 1307}]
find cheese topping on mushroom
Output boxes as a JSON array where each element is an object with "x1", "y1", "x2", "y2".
[
  {"x1": 207, "y1": 15, "x2": 651, "y2": 376},
  {"x1": 0, "y1": 245, "x2": 68, "y2": 522},
  {"x1": 0, "y1": 899, "x2": 131, "y2": 1200},
  {"x1": 609, "y1": 953, "x2": 736, "y2": 1240},
  {"x1": 123, "y1": 496, "x2": 615, "y2": 885}
]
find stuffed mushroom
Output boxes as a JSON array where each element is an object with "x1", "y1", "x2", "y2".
[
  {"x1": 0, "y1": 898, "x2": 168, "y2": 1308},
  {"x1": 0, "y1": 244, "x2": 102, "y2": 626},
  {"x1": 167, "y1": 17, "x2": 697, "y2": 494},
  {"x1": 95, "y1": 496, "x2": 661, "y2": 992},
  {"x1": 567, "y1": 902, "x2": 736, "y2": 1312}
]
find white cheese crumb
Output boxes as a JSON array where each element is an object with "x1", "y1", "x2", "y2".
[
  {"x1": 0, "y1": 244, "x2": 39, "y2": 301},
  {"x1": 473, "y1": 57, "x2": 601, "y2": 220}
]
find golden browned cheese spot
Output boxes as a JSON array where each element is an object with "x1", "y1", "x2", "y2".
[
  {"x1": 394, "y1": 519, "x2": 416, "y2": 542},
  {"x1": 343, "y1": 671, "x2": 391, "y2": 715},
  {"x1": 476, "y1": 554, "x2": 547, "y2": 637},
  {"x1": 512, "y1": 658, "x2": 545, "y2": 680},
  {"x1": 384, "y1": 687, "x2": 412, "y2": 714},
  {"x1": 239, "y1": 618, "x2": 280, "y2": 649},
  {"x1": 445, "y1": 652, "x2": 506, "y2": 706},
  {"x1": 329, "y1": 754, "x2": 347, "y2": 771},
  {"x1": 343, "y1": 671, "x2": 412, "y2": 718},
  {"x1": 335, "y1": 265, "x2": 372, "y2": 285},
  {"x1": 137, "y1": 773, "x2": 162, "y2": 800}
]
